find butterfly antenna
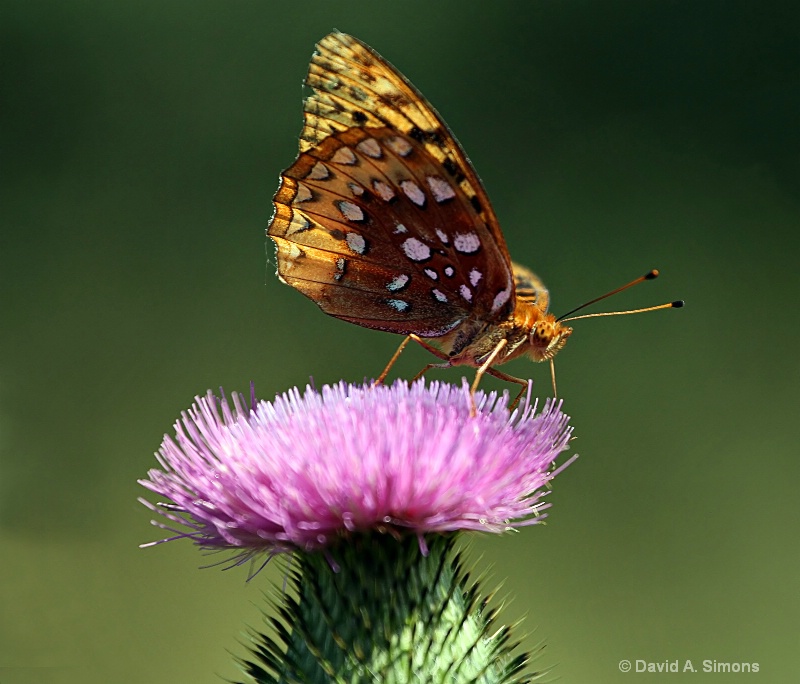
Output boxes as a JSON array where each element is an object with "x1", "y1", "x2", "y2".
[
  {"x1": 559, "y1": 300, "x2": 684, "y2": 323},
  {"x1": 557, "y1": 269, "x2": 683, "y2": 323}
]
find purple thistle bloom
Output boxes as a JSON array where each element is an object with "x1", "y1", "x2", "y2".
[{"x1": 140, "y1": 380, "x2": 575, "y2": 562}]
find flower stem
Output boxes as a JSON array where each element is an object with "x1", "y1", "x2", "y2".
[{"x1": 241, "y1": 533, "x2": 535, "y2": 684}]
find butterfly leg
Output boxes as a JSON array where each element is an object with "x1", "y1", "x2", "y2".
[
  {"x1": 374, "y1": 335, "x2": 413, "y2": 386},
  {"x1": 411, "y1": 361, "x2": 452, "y2": 382},
  {"x1": 407, "y1": 333, "x2": 456, "y2": 382},
  {"x1": 485, "y1": 367, "x2": 531, "y2": 410},
  {"x1": 375, "y1": 334, "x2": 450, "y2": 386},
  {"x1": 549, "y1": 358, "x2": 558, "y2": 398},
  {"x1": 469, "y1": 339, "x2": 509, "y2": 416},
  {"x1": 406, "y1": 334, "x2": 446, "y2": 358}
]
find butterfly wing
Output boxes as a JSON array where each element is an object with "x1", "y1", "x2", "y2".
[{"x1": 269, "y1": 31, "x2": 516, "y2": 337}]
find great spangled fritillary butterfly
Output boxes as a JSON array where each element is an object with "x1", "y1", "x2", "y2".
[{"x1": 268, "y1": 31, "x2": 681, "y2": 404}]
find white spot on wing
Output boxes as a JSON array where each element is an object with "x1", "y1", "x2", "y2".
[
  {"x1": 387, "y1": 299, "x2": 409, "y2": 312},
  {"x1": 337, "y1": 200, "x2": 365, "y2": 222},
  {"x1": 386, "y1": 274, "x2": 410, "y2": 292},
  {"x1": 427, "y1": 176, "x2": 456, "y2": 202},
  {"x1": 386, "y1": 136, "x2": 412, "y2": 156},
  {"x1": 435, "y1": 228, "x2": 449, "y2": 244},
  {"x1": 307, "y1": 161, "x2": 329, "y2": 180},
  {"x1": 394, "y1": 223, "x2": 408, "y2": 234},
  {"x1": 454, "y1": 232, "x2": 480, "y2": 254},
  {"x1": 402, "y1": 237, "x2": 431, "y2": 262},
  {"x1": 357, "y1": 138, "x2": 382, "y2": 158},
  {"x1": 469, "y1": 268, "x2": 482, "y2": 287},
  {"x1": 459, "y1": 284, "x2": 472, "y2": 302},
  {"x1": 444, "y1": 266, "x2": 455, "y2": 277},
  {"x1": 432, "y1": 289, "x2": 447, "y2": 302},
  {"x1": 400, "y1": 180, "x2": 426, "y2": 207},
  {"x1": 424, "y1": 268, "x2": 438, "y2": 280},
  {"x1": 286, "y1": 243, "x2": 302, "y2": 262},
  {"x1": 348, "y1": 183, "x2": 364, "y2": 196},
  {"x1": 331, "y1": 147, "x2": 357, "y2": 165},
  {"x1": 346, "y1": 232, "x2": 367, "y2": 254},
  {"x1": 334, "y1": 257, "x2": 346, "y2": 281},
  {"x1": 295, "y1": 183, "x2": 312, "y2": 202},
  {"x1": 372, "y1": 179, "x2": 396, "y2": 201},
  {"x1": 492, "y1": 287, "x2": 511, "y2": 313},
  {"x1": 286, "y1": 212, "x2": 311, "y2": 235}
]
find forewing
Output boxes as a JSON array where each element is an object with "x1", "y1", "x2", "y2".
[
  {"x1": 268, "y1": 31, "x2": 516, "y2": 336},
  {"x1": 304, "y1": 32, "x2": 511, "y2": 257}
]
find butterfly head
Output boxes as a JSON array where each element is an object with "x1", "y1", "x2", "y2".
[{"x1": 528, "y1": 315, "x2": 572, "y2": 362}]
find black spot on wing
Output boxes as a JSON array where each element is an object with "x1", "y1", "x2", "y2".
[
  {"x1": 441, "y1": 160, "x2": 466, "y2": 187},
  {"x1": 409, "y1": 126, "x2": 425, "y2": 143}
]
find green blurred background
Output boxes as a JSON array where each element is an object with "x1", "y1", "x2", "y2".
[{"x1": 2, "y1": 1, "x2": 798, "y2": 682}]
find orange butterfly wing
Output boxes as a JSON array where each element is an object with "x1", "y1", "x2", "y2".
[{"x1": 269, "y1": 32, "x2": 516, "y2": 337}]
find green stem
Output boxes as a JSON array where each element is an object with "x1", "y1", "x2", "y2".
[{"x1": 241, "y1": 533, "x2": 536, "y2": 684}]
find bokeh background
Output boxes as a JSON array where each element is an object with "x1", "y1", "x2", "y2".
[{"x1": 2, "y1": 1, "x2": 798, "y2": 682}]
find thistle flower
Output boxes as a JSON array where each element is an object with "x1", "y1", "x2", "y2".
[
  {"x1": 141, "y1": 380, "x2": 576, "y2": 683},
  {"x1": 140, "y1": 380, "x2": 574, "y2": 563}
]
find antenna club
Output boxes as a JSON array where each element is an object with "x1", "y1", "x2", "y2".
[
  {"x1": 672, "y1": 300, "x2": 685, "y2": 308},
  {"x1": 645, "y1": 269, "x2": 659, "y2": 280}
]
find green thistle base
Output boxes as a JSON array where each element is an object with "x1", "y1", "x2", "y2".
[{"x1": 240, "y1": 533, "x2": 540, "y2": 684}]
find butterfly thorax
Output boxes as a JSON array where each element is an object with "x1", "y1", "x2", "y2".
[{"x1": 446, "y1": 301, "x2": 573, "y2": 367}]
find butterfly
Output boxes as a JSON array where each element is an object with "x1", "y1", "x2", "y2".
[{"x1": 268, "y1": 31, "x2": 681, "y2": 406}]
